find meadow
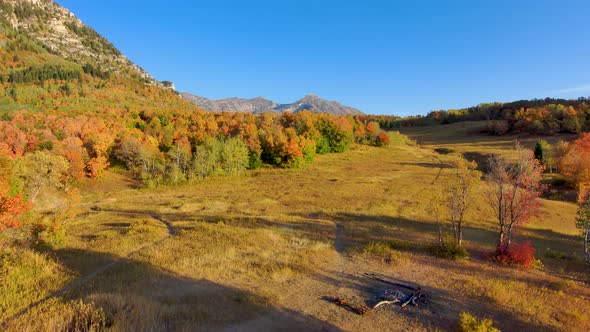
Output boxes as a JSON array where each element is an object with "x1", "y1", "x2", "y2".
[{"x1": 1, "y1": 128, "x2": 589, "y2": 331}]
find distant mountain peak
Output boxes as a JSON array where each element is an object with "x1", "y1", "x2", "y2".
[{"x1": 180, "y1": 93, "x2": 364, "y2": 115}]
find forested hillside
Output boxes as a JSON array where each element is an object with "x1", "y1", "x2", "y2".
[
  {"x1": 0, "y1": 0, "x2": 389, "y2": 241},
  {"x1": 375, "y1": 98, "x2": 590, "y2": 136}
]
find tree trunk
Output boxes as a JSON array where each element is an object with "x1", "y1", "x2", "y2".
[
  {"x1": 457, "y1": 221, "x2": 463, "y2": 247},
  {"x1": 436, "y1": 217, "x2": 444, "y2": 248},
  {"x1": 498, "y1": 227, "x2": 504, "y2": 248},
  {"x1": 585, "y1": 228, "x2": 589, "y2": 263}
]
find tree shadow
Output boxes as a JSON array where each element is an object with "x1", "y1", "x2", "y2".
[
  {"x1": 293, "y1": 211, "x2": 587, "y2": 283},
  {"x1": 2, "y1": 247, "x2": 342, "y2": 332},
  {"x1": 397, "y1": 162, "x2": 453, "y2": 169},
  {"x1": 462, "y1": 151, "x2": 492, "y2": 173},
  {"x1": 309, "y1": 267, "x2": 560, "y2": 332}
]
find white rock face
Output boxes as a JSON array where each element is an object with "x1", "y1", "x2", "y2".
[{"x1": 0, "y1": 0, "x2": 158, "y2": 84}]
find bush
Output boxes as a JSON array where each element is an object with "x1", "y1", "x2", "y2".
[
  {"x1": 388, "y1": 131, "x2": 415, "y2": 146},
  {"x1": 430, "y1": 244, "x2": 469, "y2": 259},
  {"x1": 490, "y1": 241, "x2": 535, "y2": 268},
  {"x1": 362, "y1": 241, "x2": 403, "y2": 263},
  {"x1": 435, "y1": 147, "x2": 454, "y2": 155},
  {"x1": 248, "y1": 151, "x2": 262, "y2": 170},
  {"x1": 486, "y1": 120, "x2": 509, "y2": 135},
  {"x1": 374, "y1": 132, "x2": 390, "y2": 146},
  {"x1": 64, "y1": 300, "x2": 109, "y2": 332},
  {"x1": 545, "y1": 248, "x2": 572, "y2": 261},
  {"x1": 457, "y1": 312, "x2": 500, "y2": 332}
]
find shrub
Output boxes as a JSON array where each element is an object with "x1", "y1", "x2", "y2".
[
  {"x1": 490, "y1": 241, "x2": 535, "y2": 268},
  {"x1": 435, "y1": 147, "x2": 454, "y2": 155},
  {"x1": 388, "y1": 131, "x2": 415, "y2": 146},
  {"x1": 486, "y1": 120, "x2": 510, "y2": 135},
  {"x1": 457, "y1": 312, "x2": 500, "y2": 332},
  {"x1": 374, "y1": 132, "x2": 391, "y2": 147},
  {"x1": 64, "y1": 300, "x2": 109, "y2": 332},
  {"x1": 315, "y1": 135, "x2": 331, "y2": 154},
  {"x1": 248, "y1": 151, "x2": 262, "y2": 170},
  {"x1": 362, "y1": 241, "x2": 403, "y2": 263},
  {"x1": 430, "y1": 244, "x2": 469, "y2": 259},
  {"x1": 545, "y1": 248, "x2": 572, "y2": 261}
]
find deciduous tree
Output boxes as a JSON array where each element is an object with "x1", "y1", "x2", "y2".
[
  {"x1": 576, "y1": 185, "x2": 590, "y2": 263},
  {"x1": 443, "y1": 158, "x2": 481, "y2": 246},
  {"x1": 486, "y1": 144, "x2": 544, "y2": 248}
]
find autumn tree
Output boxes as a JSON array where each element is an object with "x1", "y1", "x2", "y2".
[
  {"x1": 20, "y1": 151, "x2": 70, "y2": 204},
  {"x1": 425, "y1": 183, "x2": 446, "y2": 248},
  {"x1": 0, "y1": 155, "x2": 29, "y2": 247},
  {"x1": 559, "y1": 133, "x2": 590, "y2": 185},
  {"x1": 443, "y1": 158, "x2": 481, "y2": 246},
  {"x1": 534, "y1": 139, "x2": 553, "y2": 173},
  {"x1": 191, "y1": 137, "x2": 249, "y2": 180},
  {"x1": 486, "y1": 144, "x2": 544, "y2": 249}
]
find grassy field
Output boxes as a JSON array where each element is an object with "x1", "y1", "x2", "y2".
[{"x1": 1, "y1": 126, "x2": 589, "y2": 331}]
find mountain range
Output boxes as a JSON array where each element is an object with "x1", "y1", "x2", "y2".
[
  {"x1": 0, "y1": 0, "x2": 363, "y2": 116},
  {"x1": 180, "y1": 93, "x2": 365, "y2": 115}
]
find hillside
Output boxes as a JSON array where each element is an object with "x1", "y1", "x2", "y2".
[
  {"x1": 181, "y1": 92, "x2": 365, "y2": 115},
  {"x1": 0, "y1": 0, "x2": 200, "y2": 116},
  {"x1": 378, "y1": 97, "x2": 590, "y2": 136},
  {"x1": 1, "y1": 2, "x2": 589, "y2": 332},
  {"x1": 0, "y1": 0, "x2": 154, "y2": 83}
]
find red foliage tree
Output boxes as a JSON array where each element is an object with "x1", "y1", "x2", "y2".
[
  {"x1": 560, "y1": 133, "x2": 590, "y2": 185},
  {"x1": 375, "y1": 132, "x2": 390, "y2": 146},
  {"x1": 486, "y1": 144, "x2": 544, "y2": 249},
  {"x1": 0, "y1": 156, "x2": 30, "y2": 238}
]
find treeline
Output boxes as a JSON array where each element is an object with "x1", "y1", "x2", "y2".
[
  {"x1": 0, "y1": 108, "x2": 394, "y2": 238},
  {"x1": 0, "y1": 64, "x2": 82, "y2": 84},
  {"x1": 534, "y1": 135, "x2": 590, "y2": 187},
  {"x1": 0, "y1": 109, "x2": 390, "y2": 188},
  {"x1": 372, "y1": 98, "x2": 590, "y2": 135},
  {"x1": 82, "y1": 64, "x2": 111, "y2": 80},
  {"x1": 0, "y1": 62, "x2": 115, "y2": 84}
]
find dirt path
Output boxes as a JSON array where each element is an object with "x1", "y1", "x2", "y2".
[{"x1": 237, "y1": 150, "x2": 448, "y2": 331}]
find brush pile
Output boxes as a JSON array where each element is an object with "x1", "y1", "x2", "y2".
[{"x1": 328, "y1": 273, "x2": 427, "y2": 315}]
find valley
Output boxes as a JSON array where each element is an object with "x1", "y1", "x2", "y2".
[{"x1": 2, "y1": 127, "x2": 588, "y2": 331}]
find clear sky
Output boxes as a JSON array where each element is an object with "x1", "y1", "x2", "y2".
[{"x1": 55, "y1": 0, "x2": 590, "y2": 116}]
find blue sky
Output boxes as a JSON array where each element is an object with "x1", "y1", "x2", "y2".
[{"x1": 55, "y1": 0, "x2": 590, "y2": 115}]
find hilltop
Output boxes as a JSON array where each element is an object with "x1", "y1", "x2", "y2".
[
  {"x1": 0, "y1": 0, "x2": 200, "y2": 115},
  {"x1": 0, "y1": 0, "x2": 154, "y2": 83},
  {"x1": 181, "y1": 92, "x2": 365, "y2": 115}
]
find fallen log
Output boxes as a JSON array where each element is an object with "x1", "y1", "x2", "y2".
[
  {"x1": 373, "y1": 300, "x2": 400, "y2": 309},
  {"x1": 330, "y1": 297, "x2": 370, "y2": 315},
  {"x1": 400, "y1": 292, "x2": 420, "y2": 308}
]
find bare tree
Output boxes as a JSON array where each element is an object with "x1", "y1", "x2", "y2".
[
  {"x1": 444, "y1": 158, "x2": 481, "y2": 246},
  {"x1": 576, "y1": 186, "x2": 590, "y2": 263}
]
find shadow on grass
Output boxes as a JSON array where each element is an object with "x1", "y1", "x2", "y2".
[
  {"x1": 292, "y1": 211, "x2": 587, "y2": 281},
  {"x1": 2, "y1": 247, "x2": 342, "y2": 332},
  {"x1": 90, "y1": 206, "x2": 587, "y2": 276},
  {"x1": 397, "y1": 162, "x2": 454, "y2": 169},
  {"x1": 309, "y1": 266, "x2": 560, "y2": 332}
]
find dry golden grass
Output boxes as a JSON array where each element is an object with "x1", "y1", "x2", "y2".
[{"x1": 2, "y1": 128, "x2": 589, "y2": 331}]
